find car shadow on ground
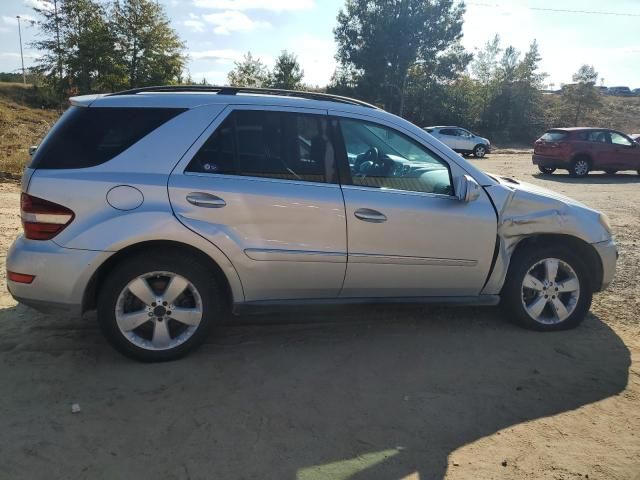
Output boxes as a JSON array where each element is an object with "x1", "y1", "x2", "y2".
[
  {"x1": 0, "y1": 304, "x2": 630, "y2": 479},
  {"x1": 533, "y1": 172, "x2": 640, "y2": 184}
]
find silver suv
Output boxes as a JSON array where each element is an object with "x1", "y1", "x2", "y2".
[
  {"x1": 7, "y1": 86, "x2": 617, "y2": 361},
  {"x1": 424, "y1": 126, "x2": 491, "y2": 158}
]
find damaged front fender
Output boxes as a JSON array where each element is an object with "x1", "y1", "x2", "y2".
[{"x1": 481, "y1": 179, "x2": 611, "y2": 295}]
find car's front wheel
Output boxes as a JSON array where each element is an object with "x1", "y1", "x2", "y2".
[
  {"x1": 97, "y1": 250, "x2": 222, "y2": 361},
  {"x1": 538, "y1": 166, "x2": 556, "y2": 175},
  {"x1": 473, "y1": 144, "x2": 487, "y2": 158},
  {"x1": 501, "y1": 246, "x2": 592, "y2": 331}
]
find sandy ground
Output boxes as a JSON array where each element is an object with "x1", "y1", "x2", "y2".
[{"x1": 0, "y1": 155, "x2": 639, "y2": 480}]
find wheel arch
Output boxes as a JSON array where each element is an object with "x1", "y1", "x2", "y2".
[
  {"x1": 473, "y1": 143, "x2": 487, "y2": 153},
  {"x1": 82, "y1": 240, "x2": 237, "y2": 313},
  {"x1": 508, "y1": 234, "x2": 603, "y2": 292},
  {"x1": 571, "y1": 152, "x2": 593, "y2": 165}
]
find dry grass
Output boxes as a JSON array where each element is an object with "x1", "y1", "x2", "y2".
[{"x1": 0, "y1": 83, "x2": 60, "y2": 176}]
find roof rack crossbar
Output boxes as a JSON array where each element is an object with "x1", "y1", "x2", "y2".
[{"x1": 108, "y1": 85, "x2": 379, "y2": 109}]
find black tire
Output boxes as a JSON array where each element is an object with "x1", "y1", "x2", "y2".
[
  {"x1": 569, "y1": 157, "x2": 590, "y2": 177},
  {"x1": 473, "y1": 144, "x2": 487, "y2": 158},
  {"x1": 605, "y1": 169, "x2": 617, "y2": 175},
  {"x1": 501, "y1": 245, "x2": 592, "y2": 331},
  {"x1": 538, "y1": 165, "x2": 556, "y2": 175},
  {"x1": 97, "y1": 249, "x2": 222, "y2": 362}
]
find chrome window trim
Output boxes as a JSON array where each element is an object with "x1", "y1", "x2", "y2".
[
  {"x1": 181, "y1": 171, "x2": 342, "y2": 190},
  {"x1": 340, "y1": 184, "x2": 458, "y2": 201}
]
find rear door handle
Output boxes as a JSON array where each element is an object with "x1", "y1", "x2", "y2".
[
  {"x1": 354, "y1": 208, "x2": 387, "y2": 223},
  {"x1": 186, "y1": 192, "x2": 226, "y2": 208}
]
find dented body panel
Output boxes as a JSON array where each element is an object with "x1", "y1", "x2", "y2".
[{"x1": 481, "y1": 177, "x2": 616, "y2": 295}]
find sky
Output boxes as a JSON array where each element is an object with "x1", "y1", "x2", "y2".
[{"x1": 0, "y1": 0, "x2": 638, "y2": 89}]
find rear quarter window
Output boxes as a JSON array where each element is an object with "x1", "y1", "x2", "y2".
[
  {"x1": 540, "y1": 131, "x2": 568, "y2": 142},
  {"x1": 30, "y1": 106, "x2": 185, "y2": 169}
]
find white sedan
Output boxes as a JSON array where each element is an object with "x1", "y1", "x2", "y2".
[{"x1": 425, "y1": 126, "x2": 491, "y2": 158}]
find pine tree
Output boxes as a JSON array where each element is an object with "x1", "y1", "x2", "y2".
[
  {"x1": 227, "y1": 52, "x2": 269, "y2": 87},
  {"x1": 269, "y1": 51, "x2": 304, "y2": 90}
]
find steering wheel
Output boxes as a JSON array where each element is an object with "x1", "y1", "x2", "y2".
[{"x1": 354, "y1": 147, "x2": 382, "y2": 174}]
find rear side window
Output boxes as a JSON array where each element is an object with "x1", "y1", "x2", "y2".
[
  {"x1": 575, "y1": 131, "x2": 608, "y2": 143},
  {"x1": 186, "y1": 110, "x2": 337, "y2": 183},
  {"x1": 540, "y1": 131, "x2": 568, "y2": 142},
  {"x1": 30, "y1": 106, "x2": 185, "y2": 169}
]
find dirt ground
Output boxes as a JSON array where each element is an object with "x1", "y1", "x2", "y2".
[{"x1": 0, "y1": 155, "x2": 639, "y2": 480}]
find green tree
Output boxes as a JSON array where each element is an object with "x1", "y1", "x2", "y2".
[
  {"x1": 334, "y1": 0, "x2": 466, "y2": 113},
  {"x1": 111, "y1": 0, "x2": 185, "y2": 89},
  {"x1": 561, "y1": 64, "x2": 601, "y2": 125},
  {"x1": 269, "y1": 51, "x2": 304, "y2": 90},
  {"x1": 31, "y1": 0, "x2": 118, "y2": 95},
  {"x1": 227, "y1": 52, "x2": 269, "y2": 87}
]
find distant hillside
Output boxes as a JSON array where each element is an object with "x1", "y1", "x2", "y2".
[
  {"x1": 542, "y1": 93, "x2": 640, "y2": 135},
  {"x1": 0, "y1": 83, "x2": 60, "y2": 176}
]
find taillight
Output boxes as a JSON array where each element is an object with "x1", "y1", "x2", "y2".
[
  {"x1": 21, "y1": 193, "x2": 75, "y2": 240},
  {"x1": 7, "y1": 271, "x2": 35, "y2": 284}
]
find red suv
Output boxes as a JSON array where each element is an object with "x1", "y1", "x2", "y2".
[{"x1": 533, "y1": 128, "x2": 640, "y2": 177}]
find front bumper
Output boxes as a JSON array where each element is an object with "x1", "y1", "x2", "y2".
[
  {"x1": 592, "y1": 238, "x2": 618, "y2": 291},
  {"x1": 6, "y1": 236, "x2": 112, "y2": 316}
]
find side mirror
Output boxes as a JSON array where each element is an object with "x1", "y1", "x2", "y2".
[
  {"x1": 29, "y1": 145, "x2": 38, "y2": 156},
  {"x1": 455, "y1": 174, "x2": 481, "y2": 203}
]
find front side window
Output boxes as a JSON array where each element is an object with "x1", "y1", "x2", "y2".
[
  {"x1": 186, "y1": 110, "x2": 336, "y2": 183},
  {"x1": 338, "y1": 118, "x2": 453, "y2": 196},
  {"x1": 610, "y1": 132, "x2": 633, "y2": 147}
]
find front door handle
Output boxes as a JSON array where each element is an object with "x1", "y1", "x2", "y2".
[
  {"x1": 186, "y1": 192, "x2": 226, "y2": 208},
  {"x1": 354, "y1": 208, "x2": 387, "y2": 223}
]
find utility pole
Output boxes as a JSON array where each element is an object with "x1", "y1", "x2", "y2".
[
  {"x1": 54, "y1": 0, "x2": 63, "y2": 86},
  {"x1": 16, "y1": 15, "x2": 26, "y2": 85}
]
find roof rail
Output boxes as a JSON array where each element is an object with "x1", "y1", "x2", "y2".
[{"x1": 108, "y1": 85, "x2": 379, "y2": 109}]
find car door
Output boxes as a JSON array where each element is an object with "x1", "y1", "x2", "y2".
[
  {"x1": 331, "y1": 112, "x2": 497, "y2": 297},
  {"x1": 456, "y1": 128, "x2": 475, "y2": 151},
  {"x1": 437, "y1": 128, "x2": 461, "y2": 150},
  {"x1": 168, "y1": 106, "x2": 347, "y2": 301},
  {"x1": 608, "y1": 131, "x2": 640, "y2": 170},
  {"x1": 583, "y1": 130, "x2": 611, "y2": 167}
]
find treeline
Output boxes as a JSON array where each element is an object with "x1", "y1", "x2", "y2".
[
  {"x1": 16, "y1": 0, "x2": 614, "y2": 143},
  {"x1": 325, "y1": 0, "x2": 606, "y2": 143},
  {"x1": 31, "y1": 0, "x2": 184, "y2": 96}
]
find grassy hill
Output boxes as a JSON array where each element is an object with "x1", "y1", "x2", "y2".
[
  {"x1": 0, "y1": 83, "x2": 60, "y2": 177},
  {"x1": 541, "y1": 93, "x2": 640, "y2": 135},
  {"x1": 0, "y1": 82, "x2": 639, "y2": 177}
]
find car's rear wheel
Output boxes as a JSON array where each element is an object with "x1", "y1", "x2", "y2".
[
  {"x1": 605, "y1": 169, "x2": 617, "y2": 175},
  {"x1": 502, "y1": 246, "x2": 592, "y2": 331},
  {"x1": 473, "y1": 144, "x2": 487, "y2": 158},
  {"x1": 538, "y1": 166, "x2": 556, "y2": 175},
  {"x1": 97, "y1": 251, "x2": 222, "y2": 361},
  {"x1": 569, "y1": 158, "x2": 590, "y2": 177}
]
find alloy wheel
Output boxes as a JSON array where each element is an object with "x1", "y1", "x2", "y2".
[
  {"x1": 115, "y1": 271, "x2": 203, "y2": 350},
  {"x1": 573, "y1": 160, "x2": 589, "y2": 176},
  {"x1": 520, "y1": 258, "x2": 580, "y2": 325}
]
